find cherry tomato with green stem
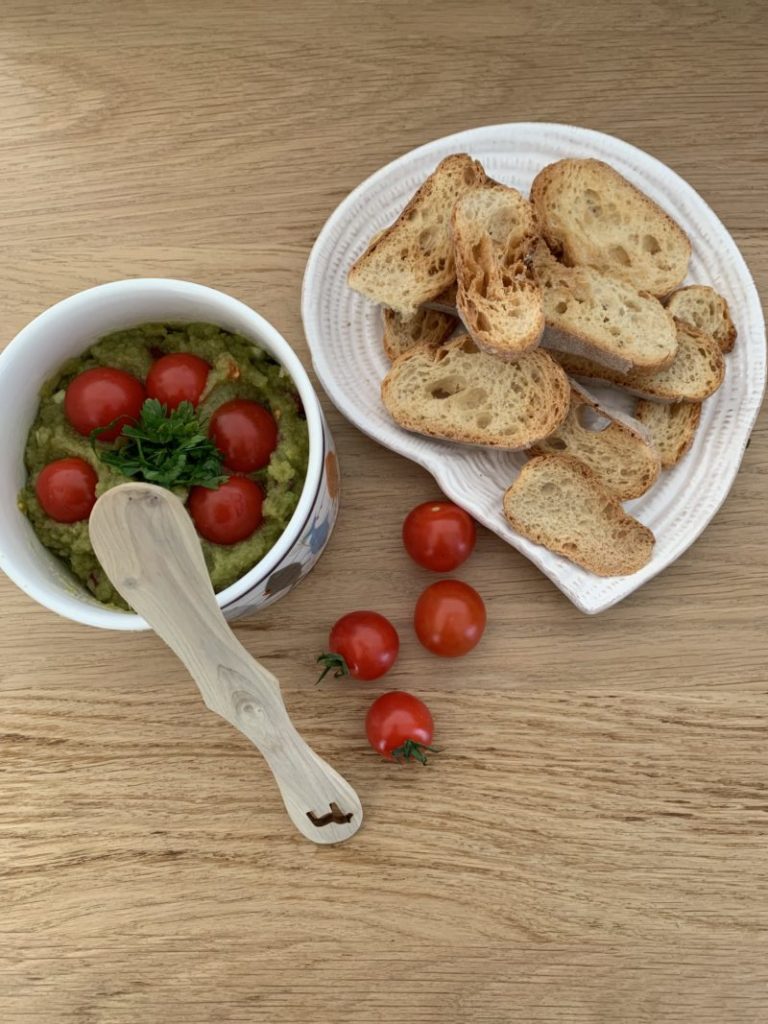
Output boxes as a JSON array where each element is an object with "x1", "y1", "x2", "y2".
[
  {"x1": 365, "y1": 691, "x2": 437, "y2": 764},
  {"x1": 317, "y1": 611, "x2": 399, "y2": 682}
]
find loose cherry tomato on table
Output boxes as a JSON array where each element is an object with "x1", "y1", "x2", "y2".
[
  {"x1": 317, "y1": 611, "x2": 399, "y2": 682},
  {"x1": 146, "y1": 353, "x2": 210, "y2": 410},
  {"x1": 209, "y1": 399, "x2": 278, "y2": 473},
  {"x1": 65, "y1": 367, "x2": 146, "y2": 441},
  {"x1": 365, "y1": 691, "x2": 436, "y2": 764},
  {"x1": 35, "y1": 457, "x2": 98, "y2": 523},
  {"x1": 188, "y1": 476, "x2": 264, "y2": 545},
  {"x1": 402, "y1": 500, "x2": 476, "y2": 572},
  {"x1": 414, "y1": 579, "x2": 486, "y2": 657}
]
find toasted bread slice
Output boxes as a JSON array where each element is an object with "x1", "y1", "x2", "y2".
[
  {"x1": 422, "y1": 282, "x2": 458, "y2": 314},
  {"x1": 381, "y1": 334, "x2": 569, "y2": 450},
  {"x1": 634, "y1": 400, "x2": 702, "y2": 468},
  {"x1": 348, "y1": 154, "x2": 486, "y2": 316},
  {"x1": 502, "y1": 455, "x2": 655, "y2": 576},
  {"x1": 531, "y1": 158, "x2": 691, "y2": 297},
  {"x1": 532, "y1": 241, "x2": 677, "y2": 373},
  {"x1": 381, "y1": 307, "x2": 457, "y2": 362},
  {"x1": 550, "y1": 320, "x2": 724, "y2": 402},
  {"x1": 666, "y1": 285, "x2": 736, "y2": 353},
  {"x1": 452, "y1": 183, "x2": 544, "y2": 361},
  {"x1": 532, "y1": 382, "x2": 661, "y2": 499}
]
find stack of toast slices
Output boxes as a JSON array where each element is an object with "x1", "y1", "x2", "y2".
[{"x1": 348, "y1": 154, "x2": 736, "y2": 577}]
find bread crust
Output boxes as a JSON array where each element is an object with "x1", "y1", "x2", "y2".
[
  {"x1": 348, "y1": 154, "x2": 486, "y2": 315},
  {"x1": 381, "y1": 307, "x2": 457, "y2": 362},
  {"x1": 452, "y1": 182, "x2": 544, "y2": 361},
  {"x1": 634, "y1": 399, "x2": 702, "y2": 468},
  {"x1": 665, "y1": 285, "x2": 737, "y2": 354},
  {"x1": 550, "y1": 320, "x2": 724, "y2": 402},
  {"x1": 531, "y1": 382, "x2": 661, "y2": 499},
  {"x1": 502, "y1": 454, "x2": 655, "y2": 576},
  {"x1": 531, "y1": 158, "x2": 691, "y2": 297},
  {"x1": 381, "y1": 334, "x2": 569, "y2": 450},
  {"x1": 533, "y1": 241, "x2": 678, "y2": 373}
]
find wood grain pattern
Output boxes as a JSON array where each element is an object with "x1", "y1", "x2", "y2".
[{"x1": 1, "y1": 0, "x2": 766, "y2": 1019}]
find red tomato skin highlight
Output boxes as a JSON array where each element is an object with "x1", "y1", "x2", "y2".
[
  {"x1": 188, "y1": 477, "x2": 264, "y2": 545},
  {"x1": 209, "y1": 399, "x2": 278, "y2": 473},
  {"x1": 146, "y1": 353, "x2": 210, "y2": 410},
  {"x1": 414, "y1": 579, "x2": 486, "y2": 657},
  {"x1": 65, "y1": 367, "x2": 146, "y2": 441},
  {"x1": 402, "y1": 500, "x2": 476, "y2": 572},
  {"x1": 328, "y1": 611, "x2": 399, "y2": 680},
  {"x1": 35, "y1": 457, "x2": 98, "y2": 523}
]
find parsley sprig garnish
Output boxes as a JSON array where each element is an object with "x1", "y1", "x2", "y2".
[{"x1": 93, "y1": 398, "x2": 227, "y2": 490}]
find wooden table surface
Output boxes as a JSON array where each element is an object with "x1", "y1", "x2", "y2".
[{"x1": 2, "y1": 1, "x2": 767, "y2": 1021}]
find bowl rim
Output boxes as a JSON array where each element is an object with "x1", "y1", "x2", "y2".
[{"x1": 0, "y1": 278, "x2": 323, "y2": 631}]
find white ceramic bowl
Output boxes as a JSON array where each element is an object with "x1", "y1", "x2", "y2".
[{"x1": 0, "y1": 279, "x2": 340, "y2": 630}]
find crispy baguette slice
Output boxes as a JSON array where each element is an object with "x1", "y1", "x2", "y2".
[
  {"x1": 502, "y1": 455, "x2": 655, "y2": 576},
  {"x1": 634, "y1": 400, "x2": 702, "y2": 468},
  {"x1": 381, "y1": 307, "x2": 457, "y2": 362},
  {"x1": 422, "y1": 282, "x2": 458, "y2": 314},
  {"x1": 532, "y1": 382, "x2": 661, "y2": 499},
  {"x1": 348, "y1": 154, "x2": 486, "y2": 316},
  {"x1": 550, "y1": 320, "x2": 725, "y2": 403},
  {"x1": 532, "y1": 241, "x2": 677, "y2": 372},
  {"x1": 666, "y1": 285, "x2": 737, "y2": 353},
  {"x1": 452, "y1": 182, "x2": 544, "y2": 360},
  {"x1": 381, "y1": 334, "x2": 569, "y2": 450},
  {"x1": 531, "y1": 158, "x2": 691, "y2": 297}
]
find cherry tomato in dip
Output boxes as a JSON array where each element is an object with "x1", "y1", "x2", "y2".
[
  {"x1": 317, "y1": 611, "x2": 399, "y2": 682},
  {"x1": 414, "y1": 579, "x2": 486, "y2": 657},
  {"x1": 146, "y1": 353, "x2": 210, "y2": 410},
  {"x1": 188, "y1": 477, "x2": 264, "y2": 545},
  {"x1": 365, "y1": 691, "x2": 436, "y2": 764},
  {"x1": 209, "y1": 399, "x2": 278, "y2": 473},
  {"x1": 403, "y1": 500, "x2": 476, "y2": 572},
  {"x1": 35, "y1": 457, "x2": 98, "y2": 523},
  {"x1": 65, "y1": 367, "x2": 145, "y2": 441}
]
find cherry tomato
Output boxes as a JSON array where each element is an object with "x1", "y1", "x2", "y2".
[
  {"x1": 365, "y1": 691, "x2": 436, "y2": 763},
  {"x1": 146, "y1": 353, "x2": 210, "y2": 410},
  {"x1": 403, "y1": 500, "x2": 476, "y2": 571},
  {"x1": 414, "y1": 579, "x2": 486, "y2": 657},
  {"x1": 210, "y1": 399, "x2": 278, "y2": 473},
  {"x1": 318, "y1": 611, "x2": 399, "y2": 682},
  {"x1": 35, "y1": 458, "x2": 98, "y2": 523},
  {"x1": 188, "y1": 476, "x2": 264, "y2": 545},
  {"x1": 65, "y1": 367, "x2": 145, "y2": 441}
]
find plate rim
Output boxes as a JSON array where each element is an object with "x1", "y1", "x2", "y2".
[{"x1": 301, "y1": 122, "x2": 766, "y2": 614}]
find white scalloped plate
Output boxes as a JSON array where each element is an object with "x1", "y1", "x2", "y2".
[{"x1": 301, "y1": 123, "x2": 765, "y2": 613}]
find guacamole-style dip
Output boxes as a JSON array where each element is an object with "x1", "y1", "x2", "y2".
[{"x1": 19, "y1": 322, "x2": 309, "y2": 607}]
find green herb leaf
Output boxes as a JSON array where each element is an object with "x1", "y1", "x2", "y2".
[{"x1": 94, "y1": 398, "x2": 227, "y2": 490}]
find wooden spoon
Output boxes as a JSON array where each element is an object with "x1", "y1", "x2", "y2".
[{"x1": 89, "y1": 482, "x2": 362, "y2": 845}]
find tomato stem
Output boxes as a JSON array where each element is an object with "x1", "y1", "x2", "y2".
[
  {"x1": 316, "y1": 652, "x2": 350, "y2": 685},
  {"x1": 390, "y1": 739, "x2": 439, "y2": 765}
]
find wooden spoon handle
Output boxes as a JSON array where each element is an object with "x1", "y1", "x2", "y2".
[{"x1": 89, "y1": 483, "x2": 362, "y2": 844}]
